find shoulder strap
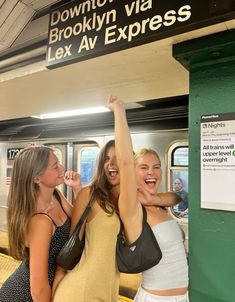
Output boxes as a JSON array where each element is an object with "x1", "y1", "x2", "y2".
[
  {"x1": 142, "y1": 205, "x2": 147, "y2": 224},
  {"x1": 54, "y1": 189, "x2": 61, "y2": 204},
  {"x1": 33, "y1": 212, "x2": 57, "y2": 227},
  {"x1": 72, "y1": 192, "x2": 96, "y2": 234},
  {"x1": 53, "y1": 189, "x2": 68, "y2": 216}
]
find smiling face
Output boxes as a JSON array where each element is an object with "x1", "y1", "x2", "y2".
[
  {"x1": 37, "y1": 151, "x2": 65, "y2": 188},
  {"x1": 135, "y1": 150, "x2": 162, "y2": 195},
  {"x1": 104, "y1": 146, "x2": 120, "y2": 188}
]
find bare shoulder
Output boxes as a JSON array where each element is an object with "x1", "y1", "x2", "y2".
[
  {"x1": 75, "y1": 186, "x2": 91, "y2": 205},
  {"x1": 73, "y1": 186, "x2": 92, "y2": 215},
  {"x1": 28, "y1": 214, "x2": 54, "y2": 242},
  {"x1": 29, "y1": 213, "x2": 54, "y2": 227},
  {"x1": 71, "y1": 186, "x2": 93, "y2": 232}
]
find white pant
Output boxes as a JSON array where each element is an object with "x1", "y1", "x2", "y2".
[{"x1": 134, "y1": 287, "x2": 189, "y2": 302}]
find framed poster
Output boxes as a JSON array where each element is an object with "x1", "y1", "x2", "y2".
[{"x1": 201, "y1": 112, "x2": 235, "y2": 211}]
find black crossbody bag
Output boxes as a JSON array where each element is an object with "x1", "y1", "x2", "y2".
[
  {"x1": 57, "y1": 194, "x2": 95, "y2": 271},
  {"x1": 116, "y1": 206, "x2": 162, "y2": 274}
]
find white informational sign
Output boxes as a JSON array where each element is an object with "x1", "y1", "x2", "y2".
[{"x1": 201, "y1": 112, "x2": 235, "y2": 211}]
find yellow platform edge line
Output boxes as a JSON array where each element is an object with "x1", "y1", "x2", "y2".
[
  {"x1": 0, "y1": 253, "x2": 21, "y2": 263},
  {"x1": 118, "y1": 295, "x2": 133, "y2": 302},
  {"x1": 0, "y1": 252, "x2": 17, "y2": 261}
]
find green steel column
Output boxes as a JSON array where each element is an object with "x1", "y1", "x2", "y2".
[{"x1": 173, "y1": 30, "x2": 235, "y2": 302}]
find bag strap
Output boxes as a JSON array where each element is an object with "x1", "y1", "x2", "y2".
[
  {"x1": 72, "y1": 192, "x2": 96, "y2": 234},
  {"x1": 142, "y1": 205, "x2": 147, "y2": 225},
  {"x1": 120, "y1": 204, "x2": 147, "y2": 230}
]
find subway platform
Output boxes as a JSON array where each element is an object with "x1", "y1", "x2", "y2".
[{"x1": 0, "y1": 230, "x2": 134, "y2": 301}]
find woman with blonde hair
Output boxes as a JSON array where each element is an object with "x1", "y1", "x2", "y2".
[
  {"x1": 0, "y1": 146, "x2": 81, "y2": 302},
  {"x1": 108, "y1": 96, "x2": 189, "y2": 302}
]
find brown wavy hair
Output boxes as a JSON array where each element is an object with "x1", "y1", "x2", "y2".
[{"x1": 90, "y1": 140, "x2": 117, "y2": 214}]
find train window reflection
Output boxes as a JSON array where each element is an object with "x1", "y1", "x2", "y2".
[
  {"x1": 173, "y1": 147, "x2": 188, "y2": 166},
  {"x1": 168, "y1": 144, "x2": 189, "y2": 219},
  {"x1": 172, "y1": 172, "x2": 188, "y2": 218},
  {"x1": 52, "y1": 147, "x2": 63, "y2": 192},
  {"x1": 53, "y1": 148, "x2": 62, "y2": 164},
  {"x1": 79, "y1": 147, "x2": 100, "y2": 185}
]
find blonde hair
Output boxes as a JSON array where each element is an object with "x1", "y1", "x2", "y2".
[
  {"x1": 7, "y1": 146, "x2": 52, "y2": 260},
  {"x1": 134, "y1": 148, "x2": 161, "y2": 165}
]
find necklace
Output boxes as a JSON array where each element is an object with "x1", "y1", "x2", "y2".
[
  {"x1": 49, "y1": 197, "x2": 54, "y2": 208},
  {"x1": 44, "y1": 197, "x2": 54, "y2": 213}
]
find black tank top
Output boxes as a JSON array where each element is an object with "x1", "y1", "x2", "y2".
[{"x1": 0, "y1": 190, "x2": 71, "y2": 302}]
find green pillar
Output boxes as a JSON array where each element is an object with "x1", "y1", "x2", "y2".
[{"x1": 173, "y1": 30, "x2": 235, "y2": 302}]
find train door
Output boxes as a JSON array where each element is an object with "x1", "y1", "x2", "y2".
[
  {"x1": 73, "y1": 142, "x2": 100, "y2": 187},
  {"x1": 167, "y1": 141, "x2": 189, "y2": 250},
  {"x1": 44, "y1": 143, "x2": 68, "y2": 197},
  {"x1": 47, "y1": 142, "x2": 101, "y2": 203},
  {"x1": 0, "y1": 143, "x2": 34, "y2": 231}
]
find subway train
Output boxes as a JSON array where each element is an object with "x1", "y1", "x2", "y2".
[{"x1": 0, "y1": 95, "x2": 189, "y2": 298}]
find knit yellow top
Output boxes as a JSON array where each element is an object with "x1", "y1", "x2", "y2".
[{"x1": 54, "y1": 209, "x2": 120, "y2": 302}]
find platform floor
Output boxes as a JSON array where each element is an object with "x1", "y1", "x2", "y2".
[
  {"x1": 0, "y1": 253, "x2": 20, "y2": 288},
  {"x1": 0, "y1": 231, "x2": 135, "y2": 301},
  {"x1": 0, "y1": 230, "x2": 8, "y2": 249},
  {"x1": 0, "y1": 256, "x2": 134, "y2": 301}
]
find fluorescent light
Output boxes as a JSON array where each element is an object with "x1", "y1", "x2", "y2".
[{"x1": 32, "y1": 106, "x2": 110, "y2": 119}]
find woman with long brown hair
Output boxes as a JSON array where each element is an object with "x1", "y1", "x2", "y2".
[
  {"x1": 54, "y1": 139, "x2": 121, "y2": 301},
  {"x1": 0, "y1": 146, "x2": 81, "y2": 302}
]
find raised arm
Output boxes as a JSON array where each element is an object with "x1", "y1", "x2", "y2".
[
  {"x1": 64, "y1": 170, "x2": 82, "y2": 199},
  {"x1": 107, "y1": 96, "x2": 142, "y2": 243}
]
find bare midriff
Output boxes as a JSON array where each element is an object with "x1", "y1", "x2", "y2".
[{"x1": 143, "y1": 287, "x2": 188, "y2": 296}]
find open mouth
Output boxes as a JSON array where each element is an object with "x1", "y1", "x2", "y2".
[
  {"x1": 108, "y1": 169, "x2": 118, "y2": 178},
  {"x1": 145, "y1": 178, "x2": 157, "y2": 187}
]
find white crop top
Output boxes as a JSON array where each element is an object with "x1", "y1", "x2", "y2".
[{"x1": 142, "y1": 220, "x2": 188, "y2": 290}]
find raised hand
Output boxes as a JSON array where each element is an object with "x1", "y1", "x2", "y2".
[
  {"x1": 106, "y1": 95, "x2": 125, "y2": 112},
  {"x1": 64, "y1": 171, "x2": 82, "y2": 197},
  {"x1": 137, "y1": 186, "x2": 159, "y2": 206}
]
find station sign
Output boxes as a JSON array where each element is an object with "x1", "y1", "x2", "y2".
[
  {"x1": 7, "y1": 148, "x2": 24, "y2": 161},
  {"x1": 6, "y1": 148, "x2": 24, "y2": 186},
  {"x1": 201, "y1": 112, "x2": 235, "y2": 211},
  {"x1": 46, "y1": 0, "x2": 235, "y2": 69}
]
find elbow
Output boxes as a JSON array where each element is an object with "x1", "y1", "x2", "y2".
[
  {"x1": 30, "y1": 281, "x2": 51, "y2": 301},
  {"x1": 31, "y1": 288, "x2": 43, "y2": 301}
]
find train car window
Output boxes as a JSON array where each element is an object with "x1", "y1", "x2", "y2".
[
  {"x1": 53, "y1": 148, "x2": 63, "y2": 164},
  {"x1": 79, "y1": 147, "x2": 100, "y2": 185},
  {"x1": 44, "y1": 143, "x2": 68, "y2": 197},
  {"x1": 52, "y1": 147, "x2": 63, "y2": 192},
  {"x1": 172, "y1": 171, "x2": 188, "y2": 218},
  {"x1": 173, "y1": 147, "x2": 188, "y2": 166},
  {"x1": 168, "y1": 143, "x2": 189, "y2": 220}
]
